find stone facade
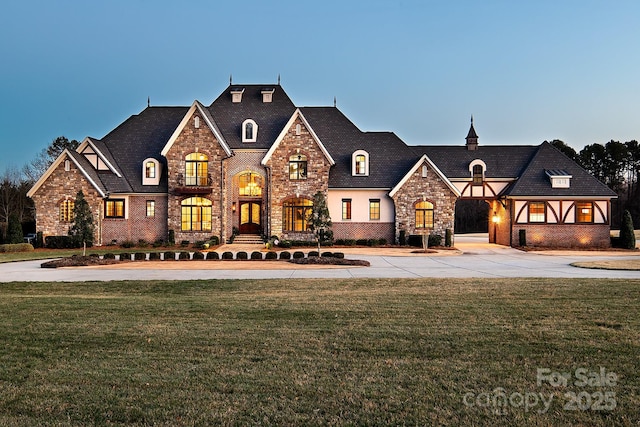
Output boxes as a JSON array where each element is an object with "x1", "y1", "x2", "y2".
[
  {"x1": 264, "y1": 116, "x2": 332, "y2": 240},
  {"x1": 165, "y1": 111, "x2": 228, "y2": 243},
  {"x1": 391, "y1": 161, "x2": 458, "y2": 242}
]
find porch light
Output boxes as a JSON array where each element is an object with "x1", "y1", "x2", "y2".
[
  {"x1": 492, "y1": 213, "x2": 500, "y2": 224},
  {"x1": 232, "y1": 202, "x2": 236, "y2": 212}
]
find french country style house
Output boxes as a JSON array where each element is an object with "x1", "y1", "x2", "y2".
[{"x1": 27, "y1": 83, "x2": 617, "y2": 248}]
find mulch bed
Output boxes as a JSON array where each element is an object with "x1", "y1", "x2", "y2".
[
  {"x1": 288, "y1": 257, "x2": 370, "y2": 266},
  {"x1": 41, "y1": 256, "x2": 124, "y2": 268}
]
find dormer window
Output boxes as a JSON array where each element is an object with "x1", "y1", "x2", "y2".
[
  {"x1": 231, "y1": 88, "x2": 245, "y2": 103},
  {"x1": 469, "y1": 159, "x2": 487, "y2": 185},
  {"x1": 261, "y1": 87, "x2": 275, "y2": 103},
  {"x1": 352, "y1": 150, "x2": 369, "y2": 176},
  {"x1": 142, "y1": 158, "x2": 161, "y2": 185},
  {"x1": 242, "y1": 119, "x2": 258, "y2": 143},
  {"x1": 545, "y1": 169, "x2": 572, "y2": 188}
]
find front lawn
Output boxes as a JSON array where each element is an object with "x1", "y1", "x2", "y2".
[{"x1": 0, "y1": 278, "x2": 638, "y2": 425}]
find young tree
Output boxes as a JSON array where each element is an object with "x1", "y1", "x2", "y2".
[
  {"x1": 619, "y1": 210, "x2": 636, "y2": 250},
  {"x1": 23, "y1": 136, "x2": 80, "y2": 183},
  {"x1": 6, "y1": 213, "x2": 23, "y2": 244},
  {"x1": 307, "y1": 191, "x2": 333, "y2": 253},
  {"x1": 68, "y1": 190, "x2": 95, "y2": 252}
]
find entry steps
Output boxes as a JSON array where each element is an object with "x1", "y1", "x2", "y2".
[{"x1": 229, "y1": 234, "x2": 263, "y2": 245}]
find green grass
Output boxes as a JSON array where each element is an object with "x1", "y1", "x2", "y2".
[
  {"x1": 0, "y1": 278, "x2": 638, "y2": 426},
  {"x1": 0, "y1": 248, "x2": 165, "y2": 263}
]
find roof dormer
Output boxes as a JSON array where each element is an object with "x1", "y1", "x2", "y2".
[
  {"x1": 261, "y1": 87, "x2": 275, "y2": 103},
  {"x1": 231, "y1": 87, "x2": 245, "y2": 103},
  {"x1": 545, "y1": 169, "x2": 572, "y2": 188}
]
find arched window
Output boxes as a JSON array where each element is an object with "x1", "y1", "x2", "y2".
[
  {"x1": 242, "y1": 119, "x2": 258, "y2": 143},
  {"x1": 283, "y1": 198, "x2": 313, "y2": 231},
  {"x1": 352, "y1": 150, "x2": 369, "y2": 176},
  {"x1": 289, "y1": 154, "x2": 307, "y2": 180},
  {"x1": 185, "y1": 153, "x2": 208, "y2": 186},
  {"x1": 238, "y1": 172, "x2": 262, "y2": 197},
  {"x1": 59, "y1": 199, "x2": 74, "y2": 222},
  {"x1": 469, "y1": 159, "x2": 487, "y2": 185},
  {"x1": 181, "y1": 197, "x2": 212, "y2": 231},
  {"x1": 415, "y1": 201, "x2": 434, "y2": 229},
  {"x1": 142, "y1": 158, "x2": 161, "y2": 185}
]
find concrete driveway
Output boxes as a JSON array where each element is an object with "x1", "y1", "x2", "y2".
[{"x1": 1, "y1": 235, "x2": 639, "y2": 282}]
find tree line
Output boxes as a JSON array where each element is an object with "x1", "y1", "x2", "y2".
[{"x1": 0, "y1": 136, "x2": 637, "y2": 242}]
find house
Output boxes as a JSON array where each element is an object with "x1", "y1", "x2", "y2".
[{"x1": 27, "y1": 83, "x2": 617, "y2": 248}]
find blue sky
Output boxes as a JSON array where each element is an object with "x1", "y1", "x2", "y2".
[{"x1": 1, "y1": 0, "x2": 639, "y2": 174}]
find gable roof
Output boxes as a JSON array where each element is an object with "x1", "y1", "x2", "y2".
[
  {"x1": 389, "y1": 154, "x2": 461, "y2": 198},
  {"x1": 208, "y1": 84, "x2": 296, "y2": 149},
  {"x1": 504, "y1": 141, "x2": 617, "y2": 198}
]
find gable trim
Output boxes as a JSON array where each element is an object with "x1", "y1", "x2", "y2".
[
  {"x1": 389, "y1": 154, "x2": 461, "y2": 198},
  {"x1": 27, "y1": 149, "x2": 107, "y2": 198},
  {"x1": 160, "y1": 101, "x2": 232, "y2": 157},
  {"x1": 261, "y1": 109, "x2": 335, "y2": 166},
  {"x1": 77, "y1": 137, "x2": 122, "y2": 177}
]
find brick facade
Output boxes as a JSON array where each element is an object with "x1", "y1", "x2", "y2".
[
  {"x1": 333, "y1": 222, "x2": 395, "y2": 243},
  {"x1": 511, "y1": 223, "x2": 610, "y2": 248},
  {"x1": 264, "y1": 116, "x2": 332, "y2": 240},
  {"x1": 391, "y1": 161, "x2": 458, "y2": 243},
  {"x1": 101, "y1": 195, "x2": 167, "y2": 244}
]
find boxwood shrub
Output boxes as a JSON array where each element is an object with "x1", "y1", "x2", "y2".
[
  {"x1": 250, "y1": 251, "x2": 263, "y2": 260},
  {"x1": 265, "y1": 251, "x2": 277, "y2": 260},
  {"x1": 148, "y1": 252, "x2": 160, "y2": 260},
  {"x1": 308, "y1": 251, "x2": 319, "y2": 257},
  {"x1": 164, "y1": 251, "x2": 176, "y2": 261},
  {"x1": 222, "y1": 251, "x2": 234, "y2": 260},
  {"x1": 119, "y1": 253, "x2": 131, "y2": 261},
  {"x1": 134, "y1": 252, "x2": 146, "y2": 261},
  {"x1": 293, "y1": 251, "x2": 305, "y2": 259},
  {"x1": 321, "y1": 251, "x2": 334, "y2": 258},
  {"x1": 279, "y1": 251, "x2": 291, "y2": 260},
  {"x1": 236, "y1": 251, "x2": 248, "y2": 260},
  {"x1": 207, "y1": 252, "x2": 220, "y2": 260},
  {"x1": 192, "y1": 251, "x2": 205, "y2": 260},
  {"x1": 103, "y1": 253, "x2": 116, "y2": 260},
  {"x1": 178, "y1": 251, "x2": 190, "y2": 260},
  {"x1": 0, "y1": 243, "x2": 34, "y2": 253}
]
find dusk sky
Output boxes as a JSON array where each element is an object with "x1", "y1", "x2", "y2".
[{"x1": 1, "y1": 0, "x2": 639, "y2": 174}]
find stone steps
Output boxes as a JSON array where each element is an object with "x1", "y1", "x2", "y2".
[{"x1": 229, "y1": 234, "x2": 263, "y2": 245}]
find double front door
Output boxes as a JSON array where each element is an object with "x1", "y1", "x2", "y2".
[{"x1": 239, "y1": 202, "x2": 261, "y2": 234}]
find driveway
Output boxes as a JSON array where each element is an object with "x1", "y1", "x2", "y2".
[{"x1": 1, "y1": 235, "x2": 639, "y2": 282}]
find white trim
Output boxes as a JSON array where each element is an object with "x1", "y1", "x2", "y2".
[
  {"x1": 78, "y1": 137, "x2": 122, "y2": 177},
  {"x1": 261, "y1": 109, "x2": 335, "y2": 166},
  {"x1": 27, "y1": 149, "x2": 106, "y2": 198},
  {"x1": 142, "y1": 157, "x2": 162, "y2": 186},
  {"x1": 161, "y1": 101, "x2": 231, "y2": 157},
  {"x1": 389, "y1": 155, "x2": 461, "y2": 198}
]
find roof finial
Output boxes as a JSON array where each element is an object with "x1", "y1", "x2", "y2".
[
  {"x1": 471, "y1": 114, "x2": 473, "y2": 125},
  {"x1": 229, "y1": 74, "x2": 233, "y2": 85},
  {"x1": 277, "y1": 74, "x2": 281, "y2": 85},
  {"x1": 147, "y1": 96, "x2": 150, "y2": 108},
  {"x1": 334, "y1": 96, "x2": 337, "y2": 107}
]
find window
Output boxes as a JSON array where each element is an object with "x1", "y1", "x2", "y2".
[
  {"x1": 352, "y1": 150, "x2": 369, "y2": 176},
  {"x1": 296, "y1": 124, "x2": 302, "y2": 135},
  {"x1": 289, "y1": 154, "x2": 307, "y2": 180},
  {"x1": 355, "y1": 155, "x2": 366, "y2": 175},
  {"x1": 528, "y1": 202, "x2": 545, "y2": 223},
  {"x1": 59, "y1": 199, "x2": 74, "y2": 222},
  {"x1": 421, "y1": 165, "x2": 428, "y2": 178},
  {"x1": 238, "y1": 172, "x2": 262, "y2": 197},
  {"x1": 105, "y1": 199, "x2": 125, "y2": 218},
  {"x1": 245, "y1": 122, "x2": 253, "y2": 140},
  {"x1": 181, "y1": 197, "x2": 212, "y2": 231},
  {"x1": 342, "y1": 199, "x2": 352, "y2": 220},
  {"x1": 369, "y1": 199, "x2": 380, "y2": 221},
  {"x1": 242, "y1": 119, "x2": 258, "y2": 143},
  {"x1": 415, "y1": 201, "x2": 434, "y2": 229},
  {"x1": 283, "y1": 198, "x2": 313, "y2": 232},
  {"x1": 64, "y1": 159, "x2": 70, "y2": 172},
  {"x1": 194, "y1": 116, "x2": 200, "y2": 128},
  {"x1": 185, "y1": 153, "x2": 208, "y2": 186},
  {"x1": 145, "y1": 161, "x2": 156, "y2": 179},
  {"x1": 472, "y1": 164, "x2": 483, "y2": 185},
  {"x1": 576, "y1": 202, "x2": 593, "y2": 223},
  {"x1": 146, "y1": 201, "x2": 155, "y2": 217}
]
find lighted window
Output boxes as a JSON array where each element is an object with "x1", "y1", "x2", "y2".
[
  {"x1": 415, "y1": 201, "x2": 434, "y2": 229},
  {"x1": 289, "y1": 154, "x2": 307, "y2": 180},
  {"x1": 105, "y1": 199, "x2": 125, "y2": 218},
  {"x1": 185, "y1": 153, "x2": 208, "y2": 186},
  {"x1": 342, "y1": 199, "x2": 352, "y2": 220},
  {"x1": 576, "y1": 202, "x2": 593, "y2": 223},
  {"x1": 352, "y1": 150, "x2": 369, "y2": 176},
  {"x1": 472, "y1": 164, "x2": 483, "y2": 185},
  {"x1": 238, "y1": 172, "x2": 262, "y2": 197},
  {"x1": 59, "y1": 199, "x2": 74, "y2": 222},
  {"x1": 146, "y1": 200, "x2": 155, "y2": 217},
  {"x1": 528, "y1": 202, "x2": 545, "y2": 223},
  {"x1": 181, "y1": 197, "x2": 212, "y2": 231},
  {"x1": 369, "y1": 199, "x2": 380, "y2": 221},
  {"x1": 283, "y1": 198, "x2": 313, "y2": 232},
  {"x1": 145, "y1": 161, "x2": 156, "y2": 179},
  {"x1": 355, "y1": 155, "x2": 366, "y2": 175}
]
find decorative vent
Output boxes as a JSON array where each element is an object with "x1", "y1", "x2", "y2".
[
  {"x1": 261, "y1": 87, "x2": 275, "y2": 103},
  {"x1": 545, "y1": 169, "x2": 572, "y2": 188},
  {"x1": 231, "y1": 87, "x2": 245, "y2": 103}
]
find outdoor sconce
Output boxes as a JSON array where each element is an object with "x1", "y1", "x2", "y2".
[
  {"x1": 492, "y1": 213, "x2": 500, "y2": 224},
  {"x1": 232, "y1": 202, "x2": 236, "y2": 212}
]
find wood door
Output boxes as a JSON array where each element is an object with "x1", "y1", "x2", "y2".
[{"x1": 239, "y1": 202, "x2": 261, "y2": 234}]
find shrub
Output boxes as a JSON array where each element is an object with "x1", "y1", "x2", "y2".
[
  {"x1": 334, "y1": 239, "x2": 345, "y2": 246},
  {"x1": 168, "y1": 230, "x2": 175, "y2": 246},
  {"x1": 378, "y1": 238, "x2": 387, "y2": 246},
  {"x1": 308, "y1": 251, "x2": 319, "y2": 257},
  {"x1": 180, "y1": 240, "x2": 190, "y2": 247},
  {"x1": 356, "y1": 239, "x2": 368, "y2": 246},
  {"x1": 0, "y1": 243, "x2": 34, "y2": 253},
  {"x1": 148, "y1": 252, "x2": 160, "y2": 260},
  {"x1": 6, "y1": 214, "x2": 23, "y2": 244},
  {"x1": 619, "y1": 210, "x2": 636, "y2": 249},
  {"x1": 178, "y1": 251, "x2": 190, "y2": 260},
  {"x1": 265, "y1": 251, "x2": 277, "y2": 260},
  {"x1": 89, "y1": 253, "x2": 100, "y2": 258},
  {"x1": 333, "y1": 252, "x2": 345, "y2": 259},
  {"x1": 120, "y1": 240, "x2": 136, "y2": 249},
  {"x1": 208, "y1": 236, "x2": 220, "y2": 246},
  {"x1": 278, "y1": 240, "x2": 292, "y2": 249},
  {"x1": 119, "y1": 253, "x2": 131, "y2": 261},
  {"x1": 137, "y1": 239, "x2": 149, "y2": 248},
  {"x1": 399, "y1": 230, "x2": 407, "y2": 246},
  {"x1": 194, "y1": 241, "x2": 207, "y2": 250},
  {"x1": 35, "y1": 231, "x2": 44, "y2": 249},
  {"x1": 103, "y1": 253, "x2": 116, "y2": 260},
  {"x1": 293, "y1": 251, "x2": 305, "y2": 259},
  {"x1": 407, "y1": 235, "x2": 422, "y2": 247},
  {"x1": 428, "y1": 234, "x2": 442, "y2": 247},
  {"x1": 321, "y1": 251, "x2": 333, "y2": 258},
  {"x1": 164, "y1": 251, "x2": 176, "y2": 261},
  {"x1": 236, "y1": 251, "x2": 248, "y2": 260},
  {"x1": 250, "y1": 251, "x2": 263, "y2": 260},
  {"x1": 279, "y1": 251, "x2": 291, "y2": 260},
  {"x1": 134, "y1": 252, "x2": 146, "y2": 261},
  {"x1": 207, "y1": 252, "x2": 220, "y2": 260},
  {"x1": 152, "y1": 239, "x2": 164, "y2": 248},
  {"x1": 445, "y1": 229, "x2": 453, "y2": 247},
  {"x1": 222, "y1": 251, "x2": 234, "y2": 260},
  {"x1": 519, "y1": 229, "x2": 527, "y2": 247},
  {"x1": 344, "y1": 239, "x2": 356, "y2": 246},
  {"x1": 45, "y1": 235, "x2": 74, "y2": 249},
  {"x1": 193, "y1": 251, "x2": 205, "y2": 260}
]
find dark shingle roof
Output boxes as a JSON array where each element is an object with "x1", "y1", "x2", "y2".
[
  {"x1": 413, "y1": 145, "x2": 539, "y2": 178},
  {"x1": 505, "y1": 142, "x2": 617, "y2": 197},
  {"x1": 208, "y1": 85, "x2": 296, "y2": 149},
  {"x1": 99, "y1": 107, "x2": 188, "y2": 193},
  {"x1": 300, "y1": 107, "x2": 418, "y2": 188}
]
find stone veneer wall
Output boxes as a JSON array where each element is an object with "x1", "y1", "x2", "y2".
[
  {"x1": 391, "y1": 161, "x2": 457, "y2": 242},
  {"x1": 265, "y1": 116, "x2": 332, "y2": 240},
  {"x1": 30, "y1": 154, "x2": 103, "y2": 243},
  {"x1": 101, "y1": 195, "x2": 167, "y2": 244},
  {"x1": 225, "y1": 151, "x2": 268, "y2": 238},
  {"x1": 165, "y1": 111, "x2": 228, "y2": 243}
]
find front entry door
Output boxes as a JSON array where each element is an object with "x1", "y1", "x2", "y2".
[{"x1": 239, "y1": 202, "x2": 261, "y2": 234}]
